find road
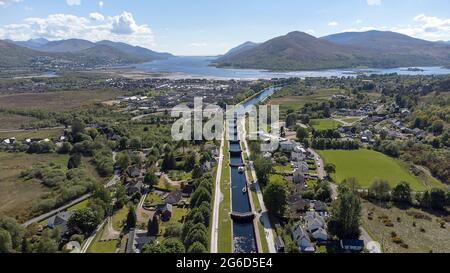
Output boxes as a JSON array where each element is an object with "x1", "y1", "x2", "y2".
[
  {"x1": 239, "y1": 118, "x2": 276, "y2": 253},
  {"x1": 210, "y1": 128, "x2": 225, "y2": 253},
  {"x1": 21, "y1": 193, "x2": 92, "y2": 227},
  {"x1": 310, "y1": 148, "x2": 380, "y2": 253}
]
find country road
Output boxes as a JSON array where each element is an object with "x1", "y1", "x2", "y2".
[
  {"x1": 240, "y1": 118, "x2": 276, "y2": 253},
  {"x1": 210, "y1": 128, "x2": 224, "y2": 253}
]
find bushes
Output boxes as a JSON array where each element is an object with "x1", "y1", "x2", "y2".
[{"x1": 181, "y1": 174, "x2": 213, "y2": 252}]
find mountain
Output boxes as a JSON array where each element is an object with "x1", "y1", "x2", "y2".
[
  {"x1": 38, "y1": 39, "x2": 96, "y2": 53},
  {"x1": 215, "y1": 30, "x2": 450, "y2": 70},
  {"x1": 76, "y1": 44, "x2": 143, "y2": 64},
  {"x1": 96, "y1": 40, "x2": 172, "y2": 61},
  {"x1": 0, "y1": 38, "x2": 174, "y2": 70},
  {"x1": 0, "y1": 40, "x2": 42, "y2": 67},
  {"x1": 10, "y1": 38, "x2": 49, "y2": 50},
  {"x1": 215, "y1": 31, "x2": 369, "y2": 70},
  {"x1": 222, "y1": 41, "x2": 259, "y2": 58},
  {"x1": 322, "y1": 30, "x2": 440, "y2": 51}
]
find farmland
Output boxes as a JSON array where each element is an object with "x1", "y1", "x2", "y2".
[
  {"x1": 0, "y1": 152, "x2": 69, "y2": 220},
  {"x1": 318, "y1": 149, "x2": 444, "y2": 191},
  {"x1": 0, "y1": 89, "x2": 124, "y2": 111},
  {"x1": 267, "y1": 88, "x2": 344, "y2": 114},
  {"x1": 362, "y1": 200, "x2": 450, "y2": 253},
  {"x1": 311, "y1": 118, "x2": 342, "y2": 131}
]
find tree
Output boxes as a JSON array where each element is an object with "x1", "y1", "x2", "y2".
[
  {"x1": 369, "y1": 180, "x2": 391, "y2": 202},
  {"x1": 129, "y1": 137, "x2": 142, "y2": 150},
  {"x1": 430, "y1": 188, "x2": 446, "y2": 211},
  {"x1": 126, "y1": 206, "x2": 137, "y2": 229},
  {"x1": 184, "y1": 152, "x2": 197, "y2": 172},
  {"x1": 184, "y1": 228, "x2": 208, "y2": 247},
  {"x1": 114, "y1": 184, "x2": 127, "y2": 209},
  {"x1": 314, "y1": 181, "x2": 332, "y2": 202},
  {"x1": 148, "y1": 215, "x2": 159, "y2": 236},
  {"x1": 254, "y1": 156, "x2": 273, "y2": 186},
  {"x1": 285, "y1": 113, "x2": 298, "y2": 128},
  {"x1": 71, "y1": 118, "x2": 86, "y2": 136},
  {"x1": 162, "y1": 237, "x2": 185, "y2": 253},
  {"x1": 116, "y1": 152, "x2": 131, "y2": 171},
  {"x1": 161, "y1": 153, "x2": 176, "y2": 171},
  {"x1": 142, "y1": 241, "x2": 167, "y2": 253},
  {"x1": 328, "y1": 187, "x2": 362, "y2": 239},
  {"x1": 164, "y1": 223, "x2": 183, "y2": 238},
  {"x1": 0, "y1": 216, "x2": 24, "y2": 252},
  {"x1": 58, "y1": 142, "x2": 72, "y2": 154},
  {"x1": 263, "y1": 180, "x2": 287, "y2": 216},
  {"x1": 187, "y1": 241, "x2": 206, "y2": 253},
  {"x1": 324, "y1": 163, "x2": 336, "y2": 177},
  {"x1": 0, "y1": 229, "x2": 13, "y2": 253},
  {"x1": 338, "y1": 178, "x2": 360, "y2": 195},
  {"x1": 144, "y1": 172, "x2": 158, "y2": 188},
  {"x1": 392, "y1": 182, "x2": 412, "y2": 204},
  {"x1": 198, "y1": 202, "x2": 211, "y2": 227},
  {"x1": 67, "y1": 208, "x2": 101, "y2": 234},
  {"x1": 296, "y1": 127, "x2": 309, "y2": 141},
  {"x1": 431, "y1": 120, "x2": 444, "y2": 135},
  {"x1": 190, "y1": 187, "x2": 212, "y2": 208},
  {"x1": 191, "y1": 164, "x2": 204, "y2": 179}
]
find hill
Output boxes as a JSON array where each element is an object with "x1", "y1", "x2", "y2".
[
  {"x1": 215, "y1": 31, "x2": 450, "y2": 70},
  {"x1": 96, "y1": 40, "x2": 172, "y2": 61},
  {"x1": 222, "y1": 41, "x2": 259, "y2": 58},
  {"x1": 38, "y1": 39, "x2": 96, "y2": 53}
]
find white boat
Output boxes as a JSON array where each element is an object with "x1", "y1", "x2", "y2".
[
  {"x1": 238, "y1": 166, "x2": 245, "y2": 173},
  {"x1": 242, "y1": 187, "x2": 247, "y2": 193}
]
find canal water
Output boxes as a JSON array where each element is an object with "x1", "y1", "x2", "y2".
[
  {"x1": 227, "y1": 85, "x2": 284, "y2": 253},
  {"x1": 228, "y1": 118, "x2": 256, "y2": 253}
]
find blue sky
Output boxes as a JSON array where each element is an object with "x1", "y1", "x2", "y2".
[{"x1": 0, "y1": 0, "x2": 449, "y2": 55}]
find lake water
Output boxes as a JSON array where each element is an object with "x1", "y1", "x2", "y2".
[{"x1": 132, "y1": 56, "x2": 450, "y2": 79}]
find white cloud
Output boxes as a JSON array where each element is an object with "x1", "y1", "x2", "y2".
[
  {"x1": 89, "y1": 12, "x2": 104, "y2": 21},
  {"x1": 356, "y1": 19, "x2": 363, "y2": 24},
  {"x1": 66, "y1": 0, "x2": 81, "y2": 6},
  {"x1": 0, "y1": 11, "x2": 156, "y2": 48},
  {"x1": 0, "y1": 0, "x2": 22, "y2": 8},
  {"x1": 328, "y1": 21, "x2": 339, "y2": 27},
  {"x1": 367, "y1": 0, "x2": 381, "y2": 6},
  {"x1": 98, "y1": 1, "x2": 103, "y2": 8},
  {"x1": 391, "y1": 14, "x2": 450, "y2": 41},
  {"x1": 306, "y1": 29, "x2": 316, "y2": 35}
]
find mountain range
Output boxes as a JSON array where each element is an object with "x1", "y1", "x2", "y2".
[
  {"x1": 0, "y1": 38, "x2": 173, "y2": 70},
  {"x1": 216, "y1": 30, "x2": 450, "y2": 70}
]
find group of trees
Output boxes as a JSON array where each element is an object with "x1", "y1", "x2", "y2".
[
  {"x1": 300, "y1": 180, "x2": 333, "y2": 203},
  {"x1": 311, "y1": 138, "x2": 360, "y2": 150},
  {"x1": 328, "y1": 178, "x2": 362, "y2": 240},
  {"x1": 367, "y1": 180, "x2": 449, "y2": 211},
  {"x1": 142, "y1": 174, "x2": 213, "y2": 253}
]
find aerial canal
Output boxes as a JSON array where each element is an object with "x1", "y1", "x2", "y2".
[{"x1": 227, "y1": 86, "x2": 280, "y2": 253}]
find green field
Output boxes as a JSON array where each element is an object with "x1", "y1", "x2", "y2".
[
  {"x1": 0, "y1": 128, "x2": 64, "y2": 140},
  {"x1": 218, "y1": 139, "x2": 232, "y2": 253},
  {"x1": 268, "y1": 88, "x2": 343, "y2": 114},
  {"x1": 0, "y1": 152, "x2": 69, "y2": 220},
  {"x1": 318, "y1": 149, "x2": 444, "y2": 191},
  {"x1": 311, "y1": 119, "x2": 342, "y2": 131}
]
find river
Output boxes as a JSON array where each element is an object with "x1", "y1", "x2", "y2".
[{"x1": 132, "y1": 56, "x2": 450, "y2": 80}]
